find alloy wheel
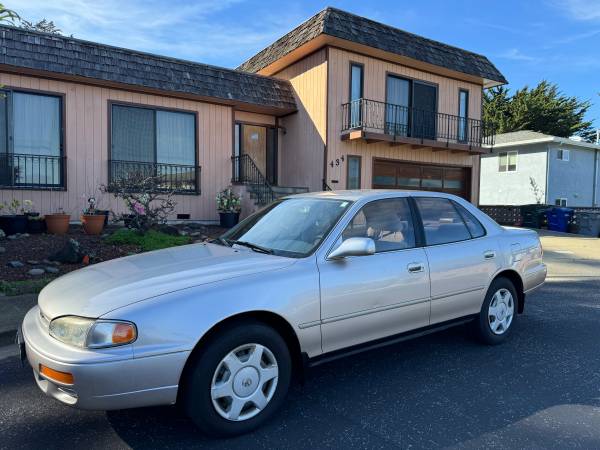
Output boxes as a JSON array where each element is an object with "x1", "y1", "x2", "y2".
[
  {"x1": 210, "y1": 343, "x2": 279, "y2": 422},
  {"x1": 488, "y1": 288, "x2": 514, "y2": 335}
]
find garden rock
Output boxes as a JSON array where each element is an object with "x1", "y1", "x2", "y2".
[
  {"x1": 27, "y1": 260, "x2": 40, "y2": 265},
  {"x1": 28, "y1": 268, "x2": 45, "y2": 276},
  {"x1": 49, "y1": 239, "x2": 86, "y2": 264},
  {"x1": 44, "y1": 266, "x2": 60, "y2": 274},
  {"x1": 7, "y1": 234, "x2": 18, "y2": 240},
  {"x1": 0, "y1": 229, "x2": 5, "y2": 239},
  {"x1": 7, "y1": 261, "x2": 24, "y2": 268},
  {"x1": 157, "y1": 225, "x2": 180, "y2": 236}
]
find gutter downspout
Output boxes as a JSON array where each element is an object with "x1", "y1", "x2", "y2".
[{"x1": 544, "y1": 144, "x2": 551, "y2": 205}]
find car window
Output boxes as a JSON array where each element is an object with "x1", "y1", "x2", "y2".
[
  {"x1": 454, "y1": 202, "x2": 485, "y2": 238},
  {"x1": 415, "y1": 197, "x2": 471, "y2": 245},
  {"x1": 342, "y1": 198, "x2": 415, "y2": 252}
]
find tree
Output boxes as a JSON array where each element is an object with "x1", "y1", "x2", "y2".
[
  {"x1": 20, "y1": 18, "x2": 62, "y2": 35},
  {"x1": 0, "y1": 3, "x2": 19, "y2": 24},
  {"x1": 484, "y1": 81, "x2": 595, "y2": 141}
]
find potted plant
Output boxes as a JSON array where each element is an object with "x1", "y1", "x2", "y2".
[
  {"x1": 216, "y1": 187, "x2": 241, "y2": 228},
  {"x1": 22, "y1": 200, "x2": 46, "y2": 234},
  {"x1": 45, "y1": 207, "x2": 71, "y2": 235},
  {"x1": 0, "y1": 199, "x2": 28, "y2": 235},
  {"x1": 80, "y1": 196, "x2": 106, "y2": 235}
]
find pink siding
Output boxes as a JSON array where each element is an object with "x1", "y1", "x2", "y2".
[{"x1": 0, "y1": 73, "x2": 237, "y2": 222}]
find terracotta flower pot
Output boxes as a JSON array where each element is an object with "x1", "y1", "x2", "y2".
[
  {"x1": 81, "y1": 214, "x2": 106, "y2": 235},
  {"x1": 45, "y1": 214, "x2": 70, "y2": 235}
]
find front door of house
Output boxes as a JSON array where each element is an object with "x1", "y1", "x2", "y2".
[{"x1": 235, "y1": 123, "x2": 278, "y2": 185}]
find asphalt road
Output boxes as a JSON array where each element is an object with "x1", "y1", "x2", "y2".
[{"x1": 1, "y1": 276, "x2": 600, "y2": 449}]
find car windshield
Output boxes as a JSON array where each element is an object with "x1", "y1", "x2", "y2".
[{"x1": 220, "y1": 198, "x2": 353, "y2": 258}]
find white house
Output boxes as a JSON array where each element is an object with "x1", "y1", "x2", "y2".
[{"x1": 479, "y1": 130, "x2": 600, "y2": 207}]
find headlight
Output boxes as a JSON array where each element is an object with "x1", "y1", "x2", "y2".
[{"x1": 49, "y1": 316, "x2": 137, "y2": 348}]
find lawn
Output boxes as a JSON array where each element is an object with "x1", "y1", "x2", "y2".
[{"x1": 105, "y1": 229, "x2": 192, "y2": 251}]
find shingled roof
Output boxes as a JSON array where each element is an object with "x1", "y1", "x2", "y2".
[
  {"x1": 238, "y1": 7, "x2": 507, "y2": 85},
  {"x1": 0, "y1": 26, "x2": 297, "y2": 114}
]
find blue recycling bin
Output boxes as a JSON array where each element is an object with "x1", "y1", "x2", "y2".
[{"x1": 545, "y1": 207, "x2": 574, "y2": 232}]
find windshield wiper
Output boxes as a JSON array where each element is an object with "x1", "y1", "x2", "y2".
[{"x1": 229, "y1": 240, "x2": 274, "y2": 254}]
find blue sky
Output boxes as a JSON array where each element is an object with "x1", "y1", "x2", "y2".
[{"x1": 11, "y1": 0, "x2": 600, "y2": 126}]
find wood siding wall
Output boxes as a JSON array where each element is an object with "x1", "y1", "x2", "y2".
[
  {"x1": 326, "y1": 47, "x2": 481, "y2": 203},
  {"x1": 276, "y1": 49, "x2": 328, "y2": 191},
  {"x1": 0, "y1": 72, "x2": 236, "y2": 221}
]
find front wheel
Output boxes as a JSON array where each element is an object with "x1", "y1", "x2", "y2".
[
  {"x1": 183, "y1": 321, "x2": 292, "y2": 437},
  {"x1": 472, "y1": 277, "x2": 518, "y2": 345}
]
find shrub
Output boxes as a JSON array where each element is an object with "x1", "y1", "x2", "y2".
[
  {"x1": 216, "y1": 187, "x2": 241, "y2": 213},
  {"x1": 106, "y1": 229, "x2": 191, "y2": 252}
]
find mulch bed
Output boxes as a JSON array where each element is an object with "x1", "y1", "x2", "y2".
[{"x1": 1, "y1": 224, "x2": 226, "y2": 283}]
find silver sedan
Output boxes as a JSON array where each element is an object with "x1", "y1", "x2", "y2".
[{"x1": 20, "y1": 190, "x2": 546, "y2": 436}]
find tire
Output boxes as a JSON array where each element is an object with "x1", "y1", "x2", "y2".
[
  {"x1": 472, "y1": 277, "x2": 518, "y2": 345},
  {"x1": 183, "y1": 321, "x2": 292, "y2": 437}
]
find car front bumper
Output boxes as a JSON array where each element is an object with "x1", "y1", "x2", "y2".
[{"x1": 21, "y1": 305, "x2": 190, "y2": 410}]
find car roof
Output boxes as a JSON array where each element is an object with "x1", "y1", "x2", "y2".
[{"x1": 287, "y1": 189, "x2": 461, "y2": 202}]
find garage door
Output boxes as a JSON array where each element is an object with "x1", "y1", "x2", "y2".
[{"x1": 372, "y1": 159, "x2": 471, "y2": 200}]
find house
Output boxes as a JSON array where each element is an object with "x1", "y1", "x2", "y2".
[
  {"x1": 0, "y1": 7, "x2": 506, "y2": 221},
  {"x1": 479, "y1": 130, "x2": 600, "y2": 207}
]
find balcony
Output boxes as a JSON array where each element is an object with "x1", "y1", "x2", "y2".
[
  {"x1": 0, "y1": 153, "x2": 65, "y2": 189},
  {"x1": 109, "y1": 160, "x2": 201, "y2": 194},
  {"x1": 341, "y1": 99, "x2": 494, "y2": 152}
]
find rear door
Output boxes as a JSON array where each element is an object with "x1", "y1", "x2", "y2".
[
  {"x1": 414, "y1": 196, "x2": 501, "y2": 324},
  {"x1": 318, "y1": 197, "x2": 431, "y2": 353}
]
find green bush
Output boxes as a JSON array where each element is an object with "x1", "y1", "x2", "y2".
[
  {"x1": 0, "y1": 278, "x2": 54, "y2": 296},
  {"x1": 106, "y1": 229, "x2": 191, "y2": 252}
]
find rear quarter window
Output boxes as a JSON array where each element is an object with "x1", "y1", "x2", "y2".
[{"x1": 414, "y1": 197, "x2": 471, "y2": 245}]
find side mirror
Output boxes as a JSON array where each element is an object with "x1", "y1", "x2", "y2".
[{"x1": 328, "y1": 237, "x2": 376, "y2": 260}]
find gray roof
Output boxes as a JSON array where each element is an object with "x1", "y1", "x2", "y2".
[
  {"x1": 237, "y1": 7, "x2": 507, "y2": 84},
  {"x1": 492, "y1": 130, "x2": 600, "y2": 149},
  {"x1": 0, "y1": 26, "x2": 297, "y2": 113}
]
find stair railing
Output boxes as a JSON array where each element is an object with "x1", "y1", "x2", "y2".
[{"x1": 231, "y1": 154, "x2": 276, "y2": 205}]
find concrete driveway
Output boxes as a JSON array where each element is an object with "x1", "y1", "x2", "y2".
[{"x1": 537, "y1": 230, "x2": 600, "y2": 278}]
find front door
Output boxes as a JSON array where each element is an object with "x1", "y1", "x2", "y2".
[
  {"x1": 318, "y1": 197, "x2": 431, "y2": 353},
  {"x1": 412, "y1": 82, "x2": 437, "y2": 140},
  {"x1": 235, "y1": 123, "x2": 278, "y2": 185}
]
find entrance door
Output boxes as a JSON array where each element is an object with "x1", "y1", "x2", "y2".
[
  {"x1": 372, "y1": 159, "x2": 471, "y2": 200},
  {"x1": 412, "y1": 82, "x2": 437, "y2": 140},
  {"x1": 235, "y1": 123, "x2": 278, "y2": 185}
]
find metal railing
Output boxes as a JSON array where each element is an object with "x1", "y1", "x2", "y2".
[
  {"x1": 341, "y1": 98, "x2": 495, "y2": 147},
  {"x1": 231, "y1": 154, "x2": 276, "y2": 205},
  {"x1": 0, "y1": 153, "x2": 65, "y2": 189},
  {"x1": 109, "y1": 160, "x2": 201, "y2": 194}
]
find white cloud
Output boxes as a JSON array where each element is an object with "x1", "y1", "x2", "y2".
[
  {"x1": 9, "y1": 0, "x2": 305, "y2": 67},
  {"x1": 498, "y1": 48, "x2": 540, "y2": 62},
  {"x1": 550, "y1": 0, "x2": 600, "y2": 21}
]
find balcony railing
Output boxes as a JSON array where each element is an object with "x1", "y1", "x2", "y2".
[
  {"x1": 0, "y1": 153, "x2": 65, "y2": 189},
  {"x1": 109, "y1": 160, "x2": 201, "y2": 194},
  {"x1": 341, "y1": 99, "x2": 495, "y2": 147}
]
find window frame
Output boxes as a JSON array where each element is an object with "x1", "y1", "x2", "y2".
[
  {"x1": 457, "y1": 88, "x2": 469, "y2": 142},
  {"x1": 108, "y1": 100, "x2": 199, "y2": 194},
  {"x1": 338, "y1": 197, "x2": 421, "y2": 254},
  {"x1": 349, "y1": 62, "x2": 364, "y2": 103},
  {"x1": 557, "y1": 149, "x2": 570, "y2": 161},
  {"x1": 411, "y1": 196, "x2": 486, "y2": 247},
  {"x1": 555, "y1": 198, "x2": 568, "y2": 207},
  {"x1": 346, "y1": 154, "x2": 362, "y2": 189},
  {"x1": 498, "y1": 150, "x2": 518, "y2": 172},
  {"x1": 0, "y1": 87, "x2": 66, "y2": 190}
]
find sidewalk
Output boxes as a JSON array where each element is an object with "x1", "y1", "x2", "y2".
[{"x1": 0, "y1": 294, "x2": 37, "y2": 346}]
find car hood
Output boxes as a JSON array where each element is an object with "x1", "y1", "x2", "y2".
[{"x1": 38, "y1": 243, "x2": 295, "y2": 319}]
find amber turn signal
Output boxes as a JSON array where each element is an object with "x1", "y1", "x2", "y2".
[
  {"x1": 39, "y1": 364, "x2": 74, "y2": 385},
  {"x1": 112, "y1": 323, "x2": 136, "y2": 344}
]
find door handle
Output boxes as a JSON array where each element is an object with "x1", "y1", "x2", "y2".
[
  {"x1": 407, "y1": 262, "x2": 424, "y2": 273},
  {"x1": 483, "y1": 250, "x2": 496, "y2": 260}
]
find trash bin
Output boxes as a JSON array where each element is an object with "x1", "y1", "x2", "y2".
[
  {"x1": 577, "y1": 212, "x2": 600, "y2": 237},
  {"x1": 545, "y1": 207, "x2": 574, "y2": 233},
  {"x1": 521, "y1": 204, "x2": 547, "y2": 229}
]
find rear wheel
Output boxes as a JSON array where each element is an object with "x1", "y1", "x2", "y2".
[
  {"x1": 183, "y1": 321, "x2": 292, "y2": 437},
  {"x1": 472, "y1": 277, "x2": 518, "y2": 345}
]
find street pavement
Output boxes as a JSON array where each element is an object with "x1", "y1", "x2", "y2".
[{"x1": 0, "y1": 231, "x2": 599, "y2": 449}]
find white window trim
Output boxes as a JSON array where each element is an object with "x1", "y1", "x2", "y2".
[
  {"x1": 555, "y1": 198, "x2": 568, "y2": 207},
  {"x1": 498, "y1": 150, "x2": 518, "y2": 172}
]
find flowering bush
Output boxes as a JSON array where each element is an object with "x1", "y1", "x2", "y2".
[
  {"x1": 101, "y1": 173, "x2": 177, "y2": 233},
  {"x1": 216, "y1": 187, "x2": 241, "y2": 213}
]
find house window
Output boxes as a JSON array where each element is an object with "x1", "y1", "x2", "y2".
[
  {"x1": 458, "y1": 89, "x2": 469, "y2": 142},
  {"x1": 499, "y1": 151, "x2": 517, "y2": 172},
  {"x1": 110, "y1": 104, "x2": 198, "y2": 193},
  {"x1": 0, "y1": 90, "x2": 64, "y2": 189},
  {"x1": 349, "y1": 63, "x2": 363, "y2": 128},
  {"x1": 555, "y1": 198, "x2": 568, "y2": 207},
  {"x1": 346, "y1": 155, "x2": 361, "y2": 189},
  {"x1": 557, "y1": 149, "x2": 570, "y2": 161}
]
